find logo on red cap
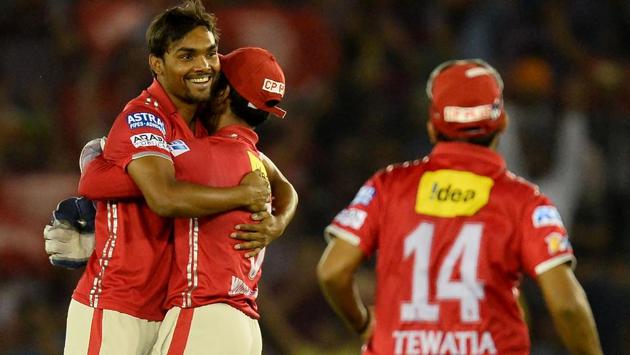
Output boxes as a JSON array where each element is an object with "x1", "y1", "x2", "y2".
[
  {"x1": 220, "y1": 47, "x2": 287, "y2": 118},
  {"x1": 427, "y1": 59, "x2": 505, "y2": 139}
]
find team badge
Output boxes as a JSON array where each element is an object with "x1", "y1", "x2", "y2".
[{"x1": 544, "y1": 232, "x2": 572, "y2": 255}]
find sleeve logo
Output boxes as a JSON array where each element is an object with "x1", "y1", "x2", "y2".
[
  {"x1": 351, "y1": 186, "x2": 376, "y2": 206},
  {"x1": 127, "y1": 112, "x2": 166, "y2": 135},
  {"x1": 333, "y1": 208, "x2": 368, "y2": 230},
  {"x1": 130, "y1": 133, "x2": 169, "y2": 151},
  {"x1": 169, "y1": 140, "x2": 190, "y2": 157},
  {"x1": 544, "y1": 232, "x2": 572, "y2": 255},
  {"x1": 532, "y1": 206, "x2": 564, "y2": 228}
]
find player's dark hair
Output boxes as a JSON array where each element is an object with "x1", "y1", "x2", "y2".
[
  {"x1": 436, "y1": 132, "x2": 498, "y2": 147},
  {"x1": 201, "y1": 72, "x2": 270, "y2": 130},
  {"x1": 146, "y1": 0, "x2": 219, "y2": 58}
]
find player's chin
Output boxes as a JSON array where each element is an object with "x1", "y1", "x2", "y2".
[{"x1": 186, "y1": 89, "x2": 212, "y2": 104}]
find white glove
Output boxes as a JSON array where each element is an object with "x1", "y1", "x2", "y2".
[
  {"x1": 79, "y1": 137, "x2": 106, "y2": 174},
  {"x1": 44, "y1": 220, "x2": 95, "y2": 269}
]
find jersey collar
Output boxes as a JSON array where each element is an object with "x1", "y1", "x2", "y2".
[
  {"x1": 430, "y1": 141, "x2": 506, "y2": 175},
  {"x1": 146, "y1": 79, "x2": 178, "y2": 115},
  {"x1": 215, "y1": 124, "x2": 259, "y2": 147}
]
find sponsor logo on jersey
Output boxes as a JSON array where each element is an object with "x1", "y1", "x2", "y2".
[
  {"x1": 262, "y1": 78, "x2": 285, "y2": 96},
  {"x1": 392, "y1": 330, "x2": 497, "y2": 355},
  {"x1": 247, "y1": 151, "x2": 268, "y2": 181},
  {"x1": 334, "y1": 208, "x2": 368, "y2": 230},
  {"x1": 351, "y1": 186, "x2": 375, "y2": 206},
  {"x1": 130, "y1": 133, "x2": 169, "y2": 151},
  {"x1": 127, "y1": 112, "x2": 166, "y2": 134},
  {"x1": 544, "y1": 232, "x2": 572, "y2": 255},
  {"x1": 228, "y1": 276, "x2": 258, "y2": 298},
  {"x1": 416, "y1": 169, "x2": 493, "y2": 217},
  {"x1": 169, "y1": 140, "x2": 190, "y2": 157},
  {"x1": 532, "y1": 205, "x2": 564, "y2": 228}
]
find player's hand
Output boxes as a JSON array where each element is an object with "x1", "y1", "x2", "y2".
[
  {"x1": 231, "y1": 211, "x2": 282, "y2": 258},
  {"x1": 79, "y1": 137, "x2": 106, "y2": 173},
  {"x1": 43, "y1": 197, "x2": 97, "y2": 269},
  {"x1": 239, "y1": 170, "x2": 271, "y2": 212}
]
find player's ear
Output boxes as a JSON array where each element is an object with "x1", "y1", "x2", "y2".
[
  {"x1": 217, "y1": 85, "x2": 230, "y2": 103},
  {"x1": 149, "y1": 54, "x2": 164, "y2": 76}
]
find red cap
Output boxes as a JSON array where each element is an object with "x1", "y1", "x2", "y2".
[
  {"x1": 427, "y1": 59, "x2": 505, "y2": 139},
  {"x1": 220, "y1": 47, "x2": 287, "y2": 118}
]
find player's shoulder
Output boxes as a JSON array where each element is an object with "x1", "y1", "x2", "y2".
[
  {"x1": 500, "y1": 170, "x2": 541, "y2": 197},
  {"x1": 368, "y1": 158, "x2": 426, "y2": 189},
  {"x1": 112, "y1": 91, "x2": 169, "y2": 135},
  {"x1": 379, "y1": 158, "x2": 425, "y2": 177}
]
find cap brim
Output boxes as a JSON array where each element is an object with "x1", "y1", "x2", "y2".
[{"x1": 267, "y1": 106, "x2": 287, "y2": 119}]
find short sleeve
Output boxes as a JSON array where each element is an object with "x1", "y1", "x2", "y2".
[
  {"x1": 104, "y1": 107, "x2": 172, "y2": 169},
  {"x1": 520, "y1": 194, "x2": 576, "y2": 279},
  {"x1": 324, "y1": 172, "x2": 384, "y2": 257},
  {"x1": 79, "y1": 155, "x2": 142, "y2": 200}
]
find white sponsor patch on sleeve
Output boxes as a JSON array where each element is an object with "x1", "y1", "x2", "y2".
[
  {"x1": 127, "y1": 112, "x2": 166, "y2": 134},
  {"x1": 333, "y1": 208, "x2": 368, "y2": 230},
  {"x1": 544, "y1": 232, "x2": 572, "y2": 255},
  {"x1": 351, "y1": 186, "x2": 375, "y2": 206},
  {"x1": 130, "y1": 133, "x2": 169, "y2": 151},
  {"x1": 532, "y1": 205, "x2": 565, "y2": 228}
]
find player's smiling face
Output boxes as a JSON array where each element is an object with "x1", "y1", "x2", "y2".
[{"x1": 153, "y1": 25, "x2": 219, "y2": 106}]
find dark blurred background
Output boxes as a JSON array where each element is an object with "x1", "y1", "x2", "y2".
[{"x1": 0, "y1": 0, "x2": 629, "y2": 354}]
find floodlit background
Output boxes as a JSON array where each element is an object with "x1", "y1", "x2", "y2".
[{"x1": 1, "y1": 0, "x2": 629, "y2": 353}]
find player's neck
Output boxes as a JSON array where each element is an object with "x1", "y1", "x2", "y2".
[{"x1": 215, "y1": 111, "x2": 251, "y2": 130}]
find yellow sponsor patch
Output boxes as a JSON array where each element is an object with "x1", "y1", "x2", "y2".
[
  {"x1": 247, "y1": 151, "x2": 268, "y2": 181},
  {"x1": 415, "y1": 169, "x2": 493, "y2": 217}
]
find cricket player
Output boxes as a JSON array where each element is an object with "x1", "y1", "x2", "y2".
[
  {"x1": 317, "y1": 59, "x2": 603, "y2": 354},
  {"x1": 78, "y1": 47, "x2": 294, "y2": 354},
  {"x1": 44, "y1": 2, "x2": 295, "y2": 354}
]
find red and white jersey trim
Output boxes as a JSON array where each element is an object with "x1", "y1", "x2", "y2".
[
  {"x1": 324, "y1": 224, "x2": 361, "y2": 246},
  {"x1": 131, "y1": 151, "x2": 173, "y2": 162},
  {"x1": 90, "y1": 202, "x2": 119, "y2": 308},
  {"x1": 534, "y1": 254, "x2": 577, "y2": 275},
  {"x1": 182, "y1": 218, "x2": 199, "y2": 308}
]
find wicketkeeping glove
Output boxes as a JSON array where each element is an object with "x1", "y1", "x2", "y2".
[{"x1": 43, "y1": 197, "x2": 96, "y2": 269}]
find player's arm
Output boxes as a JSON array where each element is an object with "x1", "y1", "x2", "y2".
[
  {"x1": 538, "y1": 263, "x2": 603, "y2": 355},
  {"x1": 231, "y1": 154, "x2": 299, "y2": 256},
  {"x1": 317, "y1": 236, "x2": 374, "y2": 341},
  {"x1": 127, "y1": 155, "x2": 268, "y2": 218},
  {"x1": 79, "y1": 155, "x2": 142, "y2": 200}
]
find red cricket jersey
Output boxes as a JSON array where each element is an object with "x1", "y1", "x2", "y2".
[
  {"x1": 325, "y1": 142, "x2": 575, "y2": 355},
  {"x1": 166, "y1": 125, "x2": 267, "y2": 319},
  {"x1": 73, "y1": 80, "x2": 205, "y2": 321}
]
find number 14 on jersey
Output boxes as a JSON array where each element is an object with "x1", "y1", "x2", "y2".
[{"x1": 402, "y1": 222, "x2": 485, "y2": 323}]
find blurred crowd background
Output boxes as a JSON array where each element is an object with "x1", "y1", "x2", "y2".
[{"x1": 1, "y1": 0, "x2": 629, "y2": 354}]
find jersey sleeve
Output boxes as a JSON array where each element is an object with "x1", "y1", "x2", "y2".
[
  {"x1": 519, "y1": 194, "x2": 576, "y2": 279},
  {"x1": 324, "y1": 172, "x2": 384, "y2": 257},
  {"x1": 104, "y1": 107, "x2": 173, "y2": 169},
  {"x1": 78, "y1": 155, "x2": 142, "y2": 200}
]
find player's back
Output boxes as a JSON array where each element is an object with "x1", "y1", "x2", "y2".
[
  {"x1": 326, "y1": 142, "x2": 574, "y2": 355},
  {"x1": 167, "y1": 125, "x2": 267, "y2": 318}
]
